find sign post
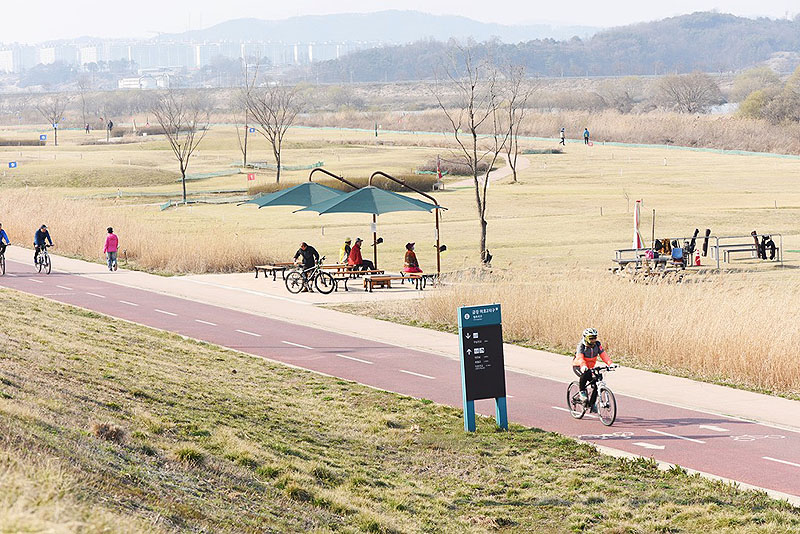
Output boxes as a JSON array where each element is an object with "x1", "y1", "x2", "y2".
[{"x1": 458, "y1": 304, "x2": 508, "y2": 432}]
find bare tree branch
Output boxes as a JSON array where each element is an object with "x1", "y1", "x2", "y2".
[
  {"x1": 246, "y1": 80, "x2": 303, "y2": 183},
  {"x1": 35, "y1": 94, "x2": 71, "y2": 147}
]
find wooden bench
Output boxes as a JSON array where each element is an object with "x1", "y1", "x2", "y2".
[
  {"x1": 723, "y1": 245, "x2": 757, "y2": 262},
  {"x1": 364, "y1": 274, "x2": 423, "y2": 292},
  {"x1": 254, "y1": 263, "x2": 295, "y2": 281},
  {"x1": 320, "y1": 264, "x2": 348, "y2": 272}
]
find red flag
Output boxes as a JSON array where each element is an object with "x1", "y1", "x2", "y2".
[
  {"x1": 247, "y1": 173, "x2": 255, "y2": 181},
  {"x1": 436, "y1": 155, "x2": 442, "y2": 181}
]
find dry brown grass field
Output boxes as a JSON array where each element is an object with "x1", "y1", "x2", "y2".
[{"x1": 1, "y1": 122, "x2": 799, "y2": 396}]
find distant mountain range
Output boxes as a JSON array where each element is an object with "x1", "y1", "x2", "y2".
[
  {"x1": 307, "y1": 12, "x2": 800, "y2": 82},
  {"x1": 157, "y1": 10, "x2": 599, "y2": 44}
]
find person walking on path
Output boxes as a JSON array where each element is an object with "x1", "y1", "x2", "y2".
[
  {"x1": 583, "y1": 128, "x2": 590, "y2": 145},
  {"x1": 559, "y1": 127, "x2": 565, "y2": 146},
  {"x1": 104, "y1": 227, "x2": 119, "y2": 271}
]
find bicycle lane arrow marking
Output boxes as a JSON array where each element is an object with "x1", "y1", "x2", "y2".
[
  {"x1": 647, "y1": 429, "x2": 706, "y2": 444},
  {"x1": 633, "y1": 442, "x2": 665, "y2": 450}
]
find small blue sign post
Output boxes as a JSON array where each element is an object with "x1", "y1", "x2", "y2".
[
  {"x1": 248, "y1": 127, "x2": 256, "y2": 133},
  {"x1": 40, "y1": 134, "x2": 47, "y2": 141},
  {"x1": 8, "y1": 161, "x2": 17, "y2": 168},
  {"x1": 458, "y1": 304, "x2": 508, "y2": 432}
]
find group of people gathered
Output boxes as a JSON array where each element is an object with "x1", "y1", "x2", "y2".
[
  {"x1": 292, "y1": 237, "x2": 423, "y2": 273},
  {"x1": 0, "y1": 224, "x2": 120, "y2": 272}
]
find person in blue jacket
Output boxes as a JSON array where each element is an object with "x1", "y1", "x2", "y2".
[
  {"x1": 33, "y1": 224, "x2": 53, "y2": 264},
  {"x1": 0, "y1": 222, "x2": 9, "y2": 256}
]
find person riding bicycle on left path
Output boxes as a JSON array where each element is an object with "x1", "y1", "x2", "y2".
[
  {"x1": 573, "y1": 327, "x2": 614, "y2": 403},
  {"x1": 0, "y1": 222, "x2": 10, "y2": 256},
  {"x1": 33, "y1": 224, "x2": 53, "y2": 264}
]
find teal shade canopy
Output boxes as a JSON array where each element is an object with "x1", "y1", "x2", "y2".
[
  {"x1": 241, "y1": 182, "x2": 344, "y2": 208},
  {"x1": 297, "y1": 186, "x2": 442, "y2": 215}
]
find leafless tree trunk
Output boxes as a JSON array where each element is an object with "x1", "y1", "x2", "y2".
[
  {"x1": 503, "y1": 66, "x2": 536, "y2": 183},
  {"x1": 656, "y1": 72, "x2": 723, "y2": 113},
  {"x1": 246, "y1": 81, "x2": 302, "y2": 183},
  {"x1": 35, "y1": 94, "x2": 71, "y2": 147},
  {"x1": 433, "y1": 45, "x2": 509, "y2": 264},
  {"x1": 150, "y1": 90, "x2": 210, "y2": 204},
  {"x1": 77, "y1": 75, "x2": 92, "y2": 132}
]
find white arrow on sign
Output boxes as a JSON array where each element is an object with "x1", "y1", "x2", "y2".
[
  {"x1": 466, "y1": 349, "x2": 472, "y2": 355},
  {"x1": 698, "y1": 425, "x2": 729, "y2": 432},
  {"x1": 633, "y1": 442, "x2": 665, "y2": 450}
]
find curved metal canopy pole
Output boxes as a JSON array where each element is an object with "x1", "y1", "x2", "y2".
[
  {"x1": 308, "y1": 167, "x2": 359, "y2": 190},
  {"x1": 369, "y1": 171, "x2": 444, "y2": 277}
]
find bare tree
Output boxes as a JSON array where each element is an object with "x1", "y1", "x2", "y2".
[
  {"x1": 655, "y1": 72, "x2": 723, "y2": 113},
  {"x1": 150, "y1": 90, "x2": 210, "y2": 204},
  {"x1": 76, "y1": 75, "x2": 92, "y2": 132},
  {"x1": 502, "y1": 66, "x2": 536, "y2": 183},
  {"x1": 35, "y1": 94, "x2": 72, "y2": 146},
  {"x1": 246, "y1": 81, "x2": 302, "y2": 183},
  {"x1": 434, "y1": 45, "x2": 509, "y2": 263}
]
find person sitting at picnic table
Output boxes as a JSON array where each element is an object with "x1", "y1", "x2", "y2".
[
  {"x1": 339, "y1": 237, "x2": 351, "y2": 264},
  {"x1": 403, "y1": 242, "x2": 422, "y2": 273},
  {"x1": 347, "y1": 237, "x2": 375, "y2": 271}
]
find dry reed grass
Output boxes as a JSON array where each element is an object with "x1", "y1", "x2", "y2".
[
  {"x1": 0, "y1": 190, "x2": 276, "y2": 273},
  {"x1": 391, "y1": 268, "x2": 800, "y2": 397}
]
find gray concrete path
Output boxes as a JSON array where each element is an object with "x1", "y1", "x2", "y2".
[{"x1": 4, "y1": 244, "x2": 799, "y2": 433}]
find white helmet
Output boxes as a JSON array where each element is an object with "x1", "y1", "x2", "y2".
[{"x1": 583, "y1": 327, "x2": 598, "y2": 339}]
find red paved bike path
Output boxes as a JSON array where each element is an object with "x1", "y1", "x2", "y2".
[{"x1": 2, "y1": 260, "x2": 799, "y2": 501}]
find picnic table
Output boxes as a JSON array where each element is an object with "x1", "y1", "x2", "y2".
[
  {"x1": 329, "y1": 269, "x2": 385, "y2": 292},
  {"x1": 254, "y1": 262, "x2": 295, "y2": 281},
  {"x1": 364, "y1": 273, "x2": 424, "y2": 292}
]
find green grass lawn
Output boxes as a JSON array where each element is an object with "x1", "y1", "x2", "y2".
[{"x1": 0, "y1": 288, "x2": 798, "y2": 533}]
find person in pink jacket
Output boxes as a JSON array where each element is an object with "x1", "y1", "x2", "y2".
[{"x1": 104, "y1": 227, "x2": 119, "y2": 271}]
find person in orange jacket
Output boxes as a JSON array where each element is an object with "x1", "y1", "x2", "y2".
[{"x1": 572, "y1": 327, "x2": 615, "y2": 402}]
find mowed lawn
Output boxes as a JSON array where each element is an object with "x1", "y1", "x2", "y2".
[{"x1": 0, "y1": 288, "x2": 799, "y2": 533}]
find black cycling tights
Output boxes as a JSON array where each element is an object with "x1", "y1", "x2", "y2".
[{"x1": 572, "y1": 365, "x2": 595, "y2": 393}]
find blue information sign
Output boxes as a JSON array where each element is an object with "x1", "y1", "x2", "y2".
[
  {"x1": 8, "y1": 161, "x2": 17, "y2": 168},
  {"x1": 40, "y1": 134, "x2": 47, "y2": 141},
  {"x1": 458, "y1": 304, "x2": 508, "y2": 432},
  {"x1": 248, "y1": 127, "x2": 256, "y2": 133}
]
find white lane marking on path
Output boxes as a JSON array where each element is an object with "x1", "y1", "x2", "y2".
[
  {"x1": 647, "y1": 429, "x2": 706, "y2": 444},
  {"x1": 183, "y1": 278, "x2": 311, "y2": 305},
  {"x1": 195, "y1": 319, "x2": 217, "y2": 326},
  {"x1": 633, "y1": 442, "x2": 665, "y2": 450},
  {"x1": 399, "y1": 369, "x2": 435, "y2": 380},
  {"x1": 56, "y1": 285, "x2": 73, "y2": 291},
  {"x1": 699, "y1": 425, "x2": 729, "y2": 432},
  {"x1": 119, "y1": 300, "x2": 138, "y2": 306},
  {"x1": 154, "y1": 309, "x2": 178, "y2": 316},
  {"x1": 281, "y1": 340, "x2": 314, "y2": 350},
  {"x1": 763, "y1": 457, "x2": 800, "y2": 469},
  {"x1": 236, "y1": 329, "x2": 261, "y2": 337},
  {"x1": 86, "y1": 292, "x2": 106, "y2": 298},
  {"x1": 6, "y1": 273, "x2": 17, "y2": 277},
  {"x1": 336, "y1": 353, "x2": 374, "y2": 365},
  {"x1": 551, "y1": 406, "x2": 598, "y2": 419},
  {"x1": 27, "y1": 279, "x2": 43, "y2": 283}
]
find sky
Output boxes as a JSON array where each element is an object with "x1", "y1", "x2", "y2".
[{"x1": 2, "y1": 0, "x2": 798, "y2": 44}]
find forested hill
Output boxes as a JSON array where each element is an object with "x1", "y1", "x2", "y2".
[{"x1": 309, "y1": 12, "x2": 800, "y2": 82}]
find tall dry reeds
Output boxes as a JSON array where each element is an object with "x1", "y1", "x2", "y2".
[
  {"x1": 402, "y1": 268, "x2": 800, "y2": 397},
  {"x1": 0, "y1": 191, "x2": 275, "y2": 273}
]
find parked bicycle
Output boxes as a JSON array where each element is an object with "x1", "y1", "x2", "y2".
[
  {"x1": 567, "y1": 365, "x2": 618, "y2": 426},
  {"x1": 35, "y1": 244, "x2": 52, "y2": 275},
  {"x1": 285, "y1": 256, "x2": 335, "y2": 294}
]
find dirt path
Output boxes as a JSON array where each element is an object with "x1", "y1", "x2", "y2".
[{"x1": 451, "y1": 155, "x2": 531, "y2": 188}]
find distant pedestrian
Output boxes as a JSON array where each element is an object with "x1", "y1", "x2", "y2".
[
  {"x1": 583, "y1": 128, "x2": 590, "y2": 145},
  {"x1": 85, "y1": 123, "x2": 90, "y2": 134},
  {"x1": 107, "y1": 120, "x2": 113, "y2": 132},
  {"x1": 104, "y1": 227, "x2": 118, "y2": 271},
  {"x1": 559, "y1": 127, "x2": 565, "y2": 146}
]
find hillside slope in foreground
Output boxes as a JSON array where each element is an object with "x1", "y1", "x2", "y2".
[{"x1": 0, "y1": 289, "x2": 798, "y2": 533}]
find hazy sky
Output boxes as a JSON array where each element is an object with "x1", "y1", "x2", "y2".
[{"x1": 4, "y1": 0, "x2": 799, "y2": 43}]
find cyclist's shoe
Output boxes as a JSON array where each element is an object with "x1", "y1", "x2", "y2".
[{"x1": 578, "y1": 391, "x2": 588, "y2": 403}]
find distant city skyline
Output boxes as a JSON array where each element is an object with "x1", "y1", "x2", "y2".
[{"x1": 3, "y1": 1, "x2": 799, "y2": 44}]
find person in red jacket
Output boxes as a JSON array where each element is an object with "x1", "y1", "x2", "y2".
[
  {"x1": 104, "y1": 227, "x2": 119, "y2": 271},
  {"x1": 572, "y1": 327, "x2": 615, "y2": 402},
  {"x1": 347, "y1": 237, "x2": 375, "y2": 271}
]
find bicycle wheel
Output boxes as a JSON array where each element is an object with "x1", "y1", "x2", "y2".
[
  {"x1": 566, "y1": 382, "x2": 587, "y2": 419},
  {"x1": 314, "y1": 271, "x2": 336, "y2": 294},
  {"x1": 597, "y1": 386, "x2": 617, "y2": 426},
  {"x1": 36, "y1": 254, "x2": 43, "y2": 273},
  {"x1": 285, "y1": 271, "x2": 305, "y2": 294},
  {"x1": 44, "y1": 254, "x2": 51, "y2": 275},
  {"x1": 0, "y1": 255, "x2": 5, "y2": 275}
]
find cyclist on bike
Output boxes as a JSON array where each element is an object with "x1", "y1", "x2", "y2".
[
  {"x1": 573, "y1": 327, "x2": 614, "y2": 403},
  {"x1": 33, "y1": 224, "x2": 53, "y2": 264},
  {"x1": 0, "y1": 222, "x2": 9, "y2": 256}
]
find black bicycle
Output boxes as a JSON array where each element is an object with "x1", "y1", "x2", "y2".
[
  {"x1": 567, "y1": 365, "x2": 618, "y2": 426},
  {"x1": 0, "y1": 247, "x2": 5, "y2": 276},
  {"x1": 285, "y1": 256, "x2": 335, "y2": 294},
  {"x1": 35, "y1": 244, "x2": 52, "y2": 275}
]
